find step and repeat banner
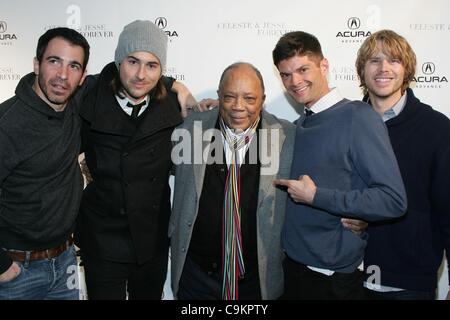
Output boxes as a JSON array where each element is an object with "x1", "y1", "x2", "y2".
[{"x1": 1, "y1": 0, "x2": 449, "y2": 299}]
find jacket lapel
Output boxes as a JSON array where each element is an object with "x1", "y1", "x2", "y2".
[
  {"x1": 83, "y1": 62, "x2": 183, "y2": 140},
  {"x1": 257, "y1": 110, "x2": 286, "y2": 209},
  {"x1": 130, "y1": 96, "x2": 183, "y2": 143}
]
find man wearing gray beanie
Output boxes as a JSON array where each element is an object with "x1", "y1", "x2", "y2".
[
  {"x1": 114, "y1": 20, "x2": 167, "y2": 72},
  {"x1": 75, "y1": 20, "x2": 189, "y2": 300}
]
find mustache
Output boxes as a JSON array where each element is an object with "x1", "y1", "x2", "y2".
[
  {"x1": 50, "y1": 78, "x2": 69, "y2": 89},
  {"x1": 130, "y1": 79, "x2": 151, "y2": 85}
]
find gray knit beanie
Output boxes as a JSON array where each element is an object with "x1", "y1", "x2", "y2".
[{"x1": 114, "y1": 20, "x2": 168, "y2": 70}]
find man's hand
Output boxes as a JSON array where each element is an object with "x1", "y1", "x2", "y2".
[
  {"x1": 273, "y1": 175, "x2": 317, "y2": 205},
  {"x1": 79, "y1": 155, "x2": 92, "y2": 185},
  {"x1": 0, "y1": 262, "x2": 21, "y2": 283},
  {"x1": 198, "y1": 98, "x2": 219, "y2": 111},
  {"x1": 171, "y1": 81, "x2": 202, "y2": 117},
  {"x1": 341, "y1": 218, "x2": 368, "y2": 236}
]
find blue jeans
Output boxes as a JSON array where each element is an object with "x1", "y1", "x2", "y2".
[{"x1": 0, "y1": 245, "x2": 80, "y2": 300}]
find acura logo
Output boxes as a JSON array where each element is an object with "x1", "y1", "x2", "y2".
[
  {"x1": 155, "y1": 17, "x2": 167, "y2": 29},
  {"x1": 422, "y1": 62, "x2": 435, "y2": 75},
  {"x1": 347, "y1": 17, "x2": 361, "y2": 30},
  {"x1": 0, "y1": 21, "x2": 7, "y2": 33}
]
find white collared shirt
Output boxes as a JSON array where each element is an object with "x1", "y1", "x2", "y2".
[
  {"x1": 115, "y1": 95, "x2": 149, "y2": 117},
  {"x1": 304, "y1": 87, "x2": 344, "y2": 116},
  {"x1": 221, "y1": 123, "x2": 256, "y2": 166}
]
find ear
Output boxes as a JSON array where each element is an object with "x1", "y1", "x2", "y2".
[
  {"x1": 262, "y1": 94, "x2": 266, "y2": 103},
  {"x1": 33, "y1": 57, "x2": 39, "y2": 76},
  {"x1": 77, "y1": 70, "x2": 87, "y2": 86},
  {"x1": 320, "y1": 58, "x2": 329, "y2": 75}
]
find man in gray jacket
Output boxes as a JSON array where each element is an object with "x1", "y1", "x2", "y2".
[{"x1": 169, "y1": 62, "x2": 295, "y2": 300}]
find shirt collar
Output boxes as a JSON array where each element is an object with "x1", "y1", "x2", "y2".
[
  {"x1": 221, "y1": 118, "x2": 254, "y2": 139},
  {"x1": 305, "y1": 87, "x2": 343, "y2": 115},
  {"x1": 382, "y1": 91, "x2": 407, "y2": 122},
  {"x1": 115, "y1": 95, "x2": 149, "y2": 110}
]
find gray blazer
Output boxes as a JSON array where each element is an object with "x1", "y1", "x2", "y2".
[{"x1": 169, "y1": 108, "x2": 295, "y2": 299}]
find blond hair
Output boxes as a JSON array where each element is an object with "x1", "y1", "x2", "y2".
[{"x1": 355, "y1": 29, "x2": 416, "y2": 96}]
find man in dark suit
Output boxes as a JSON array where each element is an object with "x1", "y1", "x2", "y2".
[{"x1": 75, "y1": 20, "x2": 182, "y2": 300}]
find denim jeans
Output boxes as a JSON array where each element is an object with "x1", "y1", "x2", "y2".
[{"x1": 0, "y1": 245, "x2": 80, "y2": 300}]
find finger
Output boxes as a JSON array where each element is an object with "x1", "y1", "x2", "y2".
[
  {"x1": 195, "y1": 104, "x2": 204, "y2": 111},
  {"x1": 199, "y1": 99, "x2": 219, "y2": 110},
  {"x1": 197, "y1": 104, "x2": 208, "y2": 111},
  {"x1": 273, "y1": 179, "x2": 290, "y2": 187},
  {"x1": 341, "y1": 218, "x2": 352, "y2": 225}
]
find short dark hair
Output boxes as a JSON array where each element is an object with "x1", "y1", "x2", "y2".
[
  {"x1": 272, "y1": 31, "x2": 323, "y2": 67},
  {"x1": 36, "y1": 27, "x2": 90, "y2": 71}
]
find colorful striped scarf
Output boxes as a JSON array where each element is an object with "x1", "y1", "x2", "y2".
[{"x1": 219, "y1": 116, "x2": 260, "y2": 300}]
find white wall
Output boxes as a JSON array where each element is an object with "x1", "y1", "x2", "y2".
[{"x1": 1, "y1": 0, "x2": 448, "y2": 299}]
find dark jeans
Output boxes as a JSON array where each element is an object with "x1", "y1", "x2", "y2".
[
  {"x1": 282, "y1": 255, "x2": 366, "y2": 300},
  {"x1": 177, "y1": 255, "x2": 261, "y2": 300},
  {"x1": 365, "y1": 288, "x2": 435, "y2": 300},
  {"x1": 83, "y1": 252, "x2": 168, "y2": 300},
  {"x1": 0, "y1": 245, "x2": 79, "y2": 300}
]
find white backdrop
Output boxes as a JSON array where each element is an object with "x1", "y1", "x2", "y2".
[{"x1": 0, "y1": 0, "x2": 448, "y2": 299}]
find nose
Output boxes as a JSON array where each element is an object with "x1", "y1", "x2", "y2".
[
  {"x1": 232, "y1": 97, "x2": 245, "y2": 110},
  {"x1": 379, "y1": 59, "x2": 390, "y2": 72},
  {"x1": 291, "y1": 72, "x2": 303, "y2": 86},
  {"x1": 136, "y1": 64, "x2": 146, "y2": 80},
  {"x1": 57, "y1": 65, "x2": 68, "y2": 80}
]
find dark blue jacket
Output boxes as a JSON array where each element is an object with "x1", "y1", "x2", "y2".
[{"x1": 364, "y1": 88, "x2": 450, "y2": 291}]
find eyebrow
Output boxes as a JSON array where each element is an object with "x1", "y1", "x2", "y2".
[
  {"x1": 127, "y1": 55, "x2": 160, "y2": 65},
  {"x1": 46, "y1": 55, "x2": 83, "y2": 68}
]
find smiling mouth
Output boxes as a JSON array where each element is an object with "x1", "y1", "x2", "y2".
[
  {"x1": 373, "y1": 77, "x2": 395, "y2": 86},
  {"x1": 292, "y1": 84, "x2": 309, "y2": 94},
  {"x1": 231, "y1": 116, "x2": 246, "y2": 121},
  {"x1": 375, "y1": 78, "x2": 392, "y2": 82}
]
